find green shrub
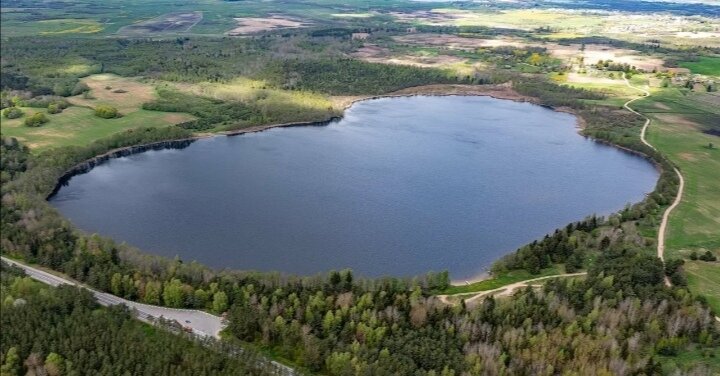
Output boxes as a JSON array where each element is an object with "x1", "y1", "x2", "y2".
[
  {"x1": 23, "y1": 96, "x2": 69, "y2": 109},
  {"x1": 94, "y1": 105, "x2": 119, "y2": 119},
  {"x1": 2, "y1": 107, "x2": 24, "y2": 119},
  {"x1": 71, "y1": 82, "x2": 90, "y2": 96},
  {"x1": 47, "y1": 103, "x2": 62, "y2": 114},
  {"x1": 699, "y1": 250, "x2": 717, "y2": 262},
  {"x1": 24, "y1": 112, "x2": 49, "y2": 127}
]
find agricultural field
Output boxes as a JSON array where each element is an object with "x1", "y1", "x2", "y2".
[
  {"x1": 117, "y1": 11, "x2": 203, "y2": 35},
  {"x1": 388, "y1": 8, "x2": 720, "y2": 47},
  {"x1": 227, "y1": 16, "x2": 312, "y2": 36},
  {"x1": 680, "y1": 56, "x2": 720, "y2": 76}
]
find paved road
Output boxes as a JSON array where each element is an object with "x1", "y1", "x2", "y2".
[
  {"x1": 623, "y1": 74, "x2": 685, "y2": 287},
  {"x1": 2, "y1": 256, "x2": 300, "y2": 374},
  {"x1": 2, "y1": 256, "x2": 224, "y2": 338}
]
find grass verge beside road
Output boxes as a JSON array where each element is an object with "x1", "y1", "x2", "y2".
[{"x1": 439, "y1": 265, "x2": 563, "y2": 295}]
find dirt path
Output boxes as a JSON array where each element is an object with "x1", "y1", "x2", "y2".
[
  {"x1": 622, "y1": 74, "x2": 685, "y2": 287},
  {"x1": 436, "y1": 272, "x2": 587, "y2": 305}
]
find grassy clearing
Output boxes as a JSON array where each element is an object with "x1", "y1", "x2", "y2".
[
  {"x1": 37, "y1": 19, "x2": 104, "y2": 34},
  {"x1": 0, "y1": 107, "x2": 193, "y2": 151},
  {"x1": 641, "y1": 90, "x2": 720, "y2": 252},
  {"x1": 171, "y1": 78, "x2": 340, "y2": 124},
  {"x1": 439, "y1": 265, "x2": 562, "y2": 295},
  {"x1": 69, "y1": 74, "x2": 160, "y2": 113},
  {"x1": 685, "y1": 261, "x2": 720, "y2": 313},
  {"x1": 658, "y1": 343, "x2": 720, "y2": 374},
  {"x1": 636, "y1": 88, "x2": 720, "y2": 312},
  {"x1": 679, "y1": 56, "x2": 720, "y2": 76},
  {"x1": 1, "y1": 73, "x2": 194, "y2": 151}
]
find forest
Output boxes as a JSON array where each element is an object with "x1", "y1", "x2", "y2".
[
  {"x1": 0, "y1": 15, "x2": 718, "y2": 375},
  {"x1": 0, "y1": 261, "x2": 279, "y2": 376},
  {"x1": 0, "y1": 67, "x2": 716, "y2": 375}
]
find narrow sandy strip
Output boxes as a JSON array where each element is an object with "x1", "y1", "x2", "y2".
[
  {"x1": 439, "y1": 77, "x2": 687, "y2": 307},
  {"x1": 436, "y1": 272, "x2": 587, "y2": 305},
  {"x1": 622, "y1": 78, "x2": 718, "y2": 324},
  {"x1": 622, "y1": 74, "x2": 685, "y2": 285}
]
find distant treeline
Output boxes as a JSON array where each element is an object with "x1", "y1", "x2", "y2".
[
  {"x1": 0, "y1": 37, "x2": 460, "y2": 99},
  {"x1": 0, "y1": 34, "x2": 715, "y2": 375}
]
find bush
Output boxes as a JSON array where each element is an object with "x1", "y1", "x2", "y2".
[
  {"x1": 47, "y1": 103, "x2": 62, "y2": 114},
  {"x1": 24, "y1": 112, "x2": 48, "y2": 127},
  {"x1": 23, "y1": 96, "x2": 69, "y2": 109},
  {"x1": 71, "y1": 82, "x2": 90, "y2": 96},
  {"x1": 94, "y1": 105, "x2": 119, "y2": 119},
  {"x1": 2, "y1": 107, "x2": 23, "y2": 119},
  {"x1": 699, "y1": 251, "x2": 717, "y2": 262},
  {"x1": 656, "y1": 337, "x2": 684, "y2": 356}
]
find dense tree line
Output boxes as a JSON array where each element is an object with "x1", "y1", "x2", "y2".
[
  {"x1": 0, "y1": 33, "x2": 714, "y2": 375},
  {"x1": 223, "y1": 247, "x2": 717, "y2": 374},
  {"x1": 492, "y1": 80, "x2": 682, "y2": 281},
  {"x1": 142, "y1": 88, "x2": 265, "y2": 130},
  {"x1": 272, "y1": 58, "x2": 456, "y2": 95},
  {"x1": 513, "y1": 78, "x2": 605, "y2": 108},
  {"x1": 0, "y1": 37, "x2": 459, "y2": 99},
  {"x1": 0, "y1": 120, "x2": 716, "y2": 374},
  {"x1": 0, "y1": 262, "x2": 279, "y2": 376}
]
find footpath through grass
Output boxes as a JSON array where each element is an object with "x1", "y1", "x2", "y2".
[
  {"x1": 638, "y1": 87, "x2": 720, "y2": 313},
  {"x1": 438, "y1": 265, "x2": 563, "y2": 295}
]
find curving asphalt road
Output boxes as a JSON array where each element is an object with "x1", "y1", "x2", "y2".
[
  {"x1": 1, "y1": 256, "x2": 224, "y2": 337},
  {"x1": 2, "y1": 255, "x2": 299, "y2": 374}
]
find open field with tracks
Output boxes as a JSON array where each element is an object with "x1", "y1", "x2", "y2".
[
  {"x1": 117, "y1": 11, "x2": 203, "y2": 35},
  {"x1": 636, "y1": 88, "x2": 720, "y2": 311}
]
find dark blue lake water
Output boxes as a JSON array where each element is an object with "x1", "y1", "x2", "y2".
[{"x1": 50, "y1": 96, "x2": 658, "y2": 279}]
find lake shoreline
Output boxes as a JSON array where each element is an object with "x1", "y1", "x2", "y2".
[
  {"x1": 47, "y1": 85, "x2": 660, "y2": 283},
  {"x1": 49, "y1": 83, "x2": 579, "y2": 200}
]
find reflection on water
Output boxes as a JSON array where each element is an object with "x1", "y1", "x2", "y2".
[{"x1": 50, "y1": 96, "x2": 659, "y2": 279}]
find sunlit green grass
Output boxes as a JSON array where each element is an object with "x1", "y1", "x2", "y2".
[
  {"x1": 439, "y1": 265, "x2": 563, "y2": 295},
  {"x1": 679, "y1": 56, "x2": 720, "y2": 76},
  {"x1": 0, "y1": 107, "x2": 192, "y2": 151},
  {"x1": 637, "y1": 88, "x2": 720, "y2": 313}
]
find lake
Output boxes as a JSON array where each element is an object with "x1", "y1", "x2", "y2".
[{"x1": 50, "y1": 96, "x2": 659, "y2": 279}]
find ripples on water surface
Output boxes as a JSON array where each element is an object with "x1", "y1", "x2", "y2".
[{"x1": 51, "y1": 96, "x2": 659, "y2": 279}]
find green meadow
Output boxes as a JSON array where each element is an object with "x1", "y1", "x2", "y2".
[
  {"x1": 0, "y1": 107, "x2": 192, "y2": 151},
  {"x1": 680, "y1": 56, "x2": 720, "y2": 76},
  {"x1": 639, "y1": 88, "x2": 720, "y2": 312}
]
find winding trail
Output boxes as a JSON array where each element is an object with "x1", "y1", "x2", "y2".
[
  {"x1": 622, "y1": 74, "x2": 685, "y2": 287},
  {"x1": 439, "y1": 76, "x2": 690, "y2": 307},
  {"x1": 436, "y1": 272, "x2": 587, "y2": 305}
]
